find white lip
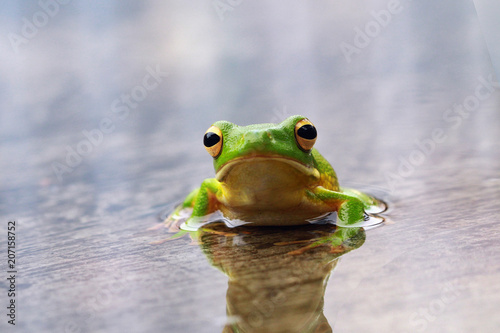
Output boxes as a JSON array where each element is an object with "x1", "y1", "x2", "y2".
[{"x1": 215, "y1": 155, "x2": 320, "y2": 181}]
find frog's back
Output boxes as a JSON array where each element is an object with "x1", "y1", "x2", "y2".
[{"x1": 312, "y1": 149, "x2": 340, "y2": 191}]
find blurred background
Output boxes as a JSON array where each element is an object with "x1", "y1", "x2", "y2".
[{"x1": 1, "y1": 1, "x2": 499, "y2": 332}]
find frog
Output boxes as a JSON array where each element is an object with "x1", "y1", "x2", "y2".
[{"x1": 167, "y1": 115, "x2": 385, "y2": 229}]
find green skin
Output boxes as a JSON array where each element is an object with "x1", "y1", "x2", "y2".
[{"x1": 169, "y1": 115, "x2": 383, "y2": 228}]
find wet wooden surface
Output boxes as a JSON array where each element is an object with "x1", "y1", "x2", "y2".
[{"x1": 1, "y1": 1, "x2": 500, "y2": 332}]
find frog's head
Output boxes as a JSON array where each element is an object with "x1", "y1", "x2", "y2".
[{"x1": 203, "y1": 115, "x2": 320, "y2": 182}]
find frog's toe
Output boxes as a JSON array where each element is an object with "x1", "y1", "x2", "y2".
[{"x1": 164, "y1": 210, "x2": 189, "y2": 232}]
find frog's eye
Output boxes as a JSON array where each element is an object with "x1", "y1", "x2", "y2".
[
  {"x1": 204, "y1": 125, "x2": 223, "y2": 157},
  {"x1": 294, "y1": 119, "x2": 317, "y2": 151}
]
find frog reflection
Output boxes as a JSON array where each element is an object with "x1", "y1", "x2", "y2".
[{"x1": 194, "y1": 223, "x2": 366, "y2": 333}]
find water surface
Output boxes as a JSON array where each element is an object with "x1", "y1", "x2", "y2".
[{"x1": 1, "y1": 1, "x2": 500, "y2": 332}]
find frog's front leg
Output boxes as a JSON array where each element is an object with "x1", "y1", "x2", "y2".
[
  {"x1": 165, "y1": 187, "x2": 199, "y2": 224},
  {"x1": 308, "y1": 186, "x2": 367, "y2": 225},
  {"x1": 185, "y1": 178, "x2": 222, "y2": 227}
]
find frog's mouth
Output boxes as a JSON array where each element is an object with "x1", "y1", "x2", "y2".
[{"x1": 215, "y1": 155, "x2": 320, "y2": 182}]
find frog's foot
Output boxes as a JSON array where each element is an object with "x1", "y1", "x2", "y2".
[
  {"x1": 337, "y1": 198, "x2": 367, "y2": 225},
  {"x1": 340, "y1": 187, "x2": 387, "y2": 215},
  {"x1": 162, "y1": 206, "x2": 193, "y2": 232},
  {"x1": 163, "y1": 215, "x2": 181, "y2": 232},
  {"x1": 147, "y1": 204, "x2": 183, "y2": 232},
  {"x1": 337, "y1": 197, "x2": 386, "y2": 228},
  {"x1": 149, "y1": 206, "x2": 196, "y2": 244}
]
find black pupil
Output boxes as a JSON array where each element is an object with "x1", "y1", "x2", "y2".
[
  {"x1": 297, "y1": 124, "x2": 317, "y2": 140},
  {"x1": 204, "y1": 132, "x2": 220, "y2": 147}
]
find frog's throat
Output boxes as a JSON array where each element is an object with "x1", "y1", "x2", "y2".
[{"x1": 215, "y1": 155, "x2": 320, "y2": 182}]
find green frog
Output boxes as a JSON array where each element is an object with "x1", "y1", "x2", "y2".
[{"x1": 168, "y1": 115, "x2": 384, "y2": 229}]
